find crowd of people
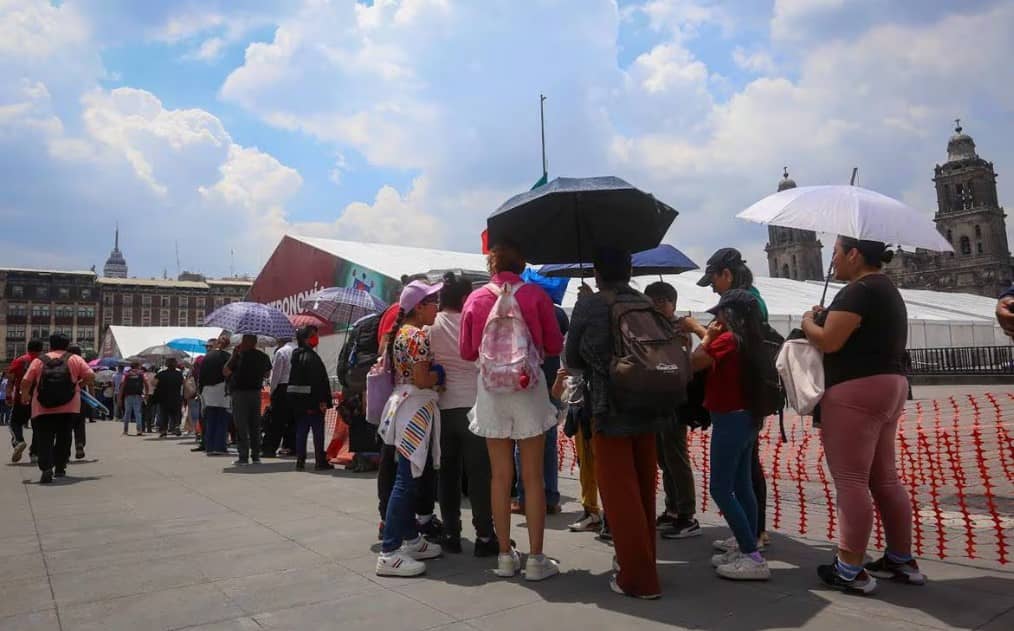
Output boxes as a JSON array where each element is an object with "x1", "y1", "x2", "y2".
[{"x1": 12, "y1": 238, "x2": 1014, "y2": 600}]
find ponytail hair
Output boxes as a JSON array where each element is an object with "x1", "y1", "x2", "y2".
[{"x1": 384, "y1": 308, "x2": 406, "y2": 384}]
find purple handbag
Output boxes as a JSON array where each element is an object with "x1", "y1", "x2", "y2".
[{"x1": 365, "y1": 355, "x2": 394, "y2": 425}]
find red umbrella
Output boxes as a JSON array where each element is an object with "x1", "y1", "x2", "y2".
[{"x1": 288, "y1": 312, "x2": 334, "y2": 336}]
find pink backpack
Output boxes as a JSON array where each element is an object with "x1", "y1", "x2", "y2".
[{"x1": 478, "y1": 282, "x2": 541, "y2": 393}]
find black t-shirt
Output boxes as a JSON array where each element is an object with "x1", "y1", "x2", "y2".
[
  {"x1": 154, "y1": 368, "x2": 184, "y2": 404},
  {"x1": 824, "y1": 273, "x2": 908, "y2": 388},
  {"x1": 200, "y1": 350, "x2": 230, "y2": 388},
  {"x1": 227, "y1": 348, "x2": 272, "y2": 391}
]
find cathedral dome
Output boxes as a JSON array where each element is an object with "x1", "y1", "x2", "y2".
[
  {"x1": 777, "y1": 166, "x2": 797, "y2": 192},
  {"x1": 947, "y1": 120, "x2": 977, "y2": 162}
]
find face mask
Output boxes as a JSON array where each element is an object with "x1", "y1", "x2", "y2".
[{"x1": 308, "y1": 335, "x2": 320, "y2": 348}]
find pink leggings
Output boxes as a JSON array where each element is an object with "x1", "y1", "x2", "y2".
[{"x1": 820, "y1": 374, "x2": 911, "y2": 557}]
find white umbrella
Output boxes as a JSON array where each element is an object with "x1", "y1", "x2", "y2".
[{"x1": 737, "y1": 185, "x2": 953, "y2": 253}]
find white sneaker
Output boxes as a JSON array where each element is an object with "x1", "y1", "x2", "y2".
[
  {"x1": 713, "y1": 534, "x2": 767, "y2": 553},
  {"x1": 568, "y1": 511, "x2": 602, "y2": 532},
  {"x1": 495, "y1": 549, "x2": 522, "y2": 577},
  {"x1": 711, "y1": 549, "x2": 743, "y2": 568},
  {"x1": 716, "y1": 555, "x2": 771, "y2": 581},
  {"x1": 376, "y1": 551, "x2": 426, "y2": 577},
  {"x1": 523, "y1": 555, "x2": 560, "y2": 582},
  {"x1": 401, "y1": 537, "x2": 442, "y2": 561},
  {"x1": 609, "y1": 574, "x2": 661, "y2": 600}
]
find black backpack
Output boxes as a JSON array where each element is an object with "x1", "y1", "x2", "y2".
[
  {"x1": 122, "y1": 372, "x2": 145, "y2": 396},
  {"x1": 337, "y1": 314, "x2": 381, "y2": 395},
  {"x1": 36, "y1": 354, "x2": 76, "y2": 408},
  {"x1": 750, "y1": 324, "x2": 788, "y2": 441}
]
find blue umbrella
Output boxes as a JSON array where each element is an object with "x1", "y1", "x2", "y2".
[
  {"x1": 521, "y1": 268, "x2": 569, "y2": 305},
  {"x1": 538, "y1": 244, "x2": 698, "y2": 279},
  {"x1": 203, "y1": 302, "x2": 295, "y2": 340},
  {"x1": 486, "y1": 176, "x2": 678, "y2": 264},
  {"x1": 167, "y1": 338, "x2": 208, "y2": 354},
  {"x1": 300, "y1": 287, "x2": 387, "y2": 328}
]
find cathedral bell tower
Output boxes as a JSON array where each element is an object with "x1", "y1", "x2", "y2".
[{"x1": 765, "y1": 168, "x2": 824, "y2": 281}]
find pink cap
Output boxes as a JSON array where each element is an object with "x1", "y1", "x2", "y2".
[{"x1": 399, "y1": 280, "x2": 443, "y2": 314}]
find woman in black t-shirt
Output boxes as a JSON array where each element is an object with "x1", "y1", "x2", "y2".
[{"x1": 801, "y1": 237, "x2": 923, "y2": 595}]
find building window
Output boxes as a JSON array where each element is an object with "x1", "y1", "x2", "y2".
[
  {"x1": 104, "y1": 294, "x2": 113, "y2": 306},
  {"x1": 56, "y1": 305, "x2": 74, "y2": 319},
  {"x1": 102, "y1": 311, "x2": 113, "y2": 326},
  {"x1": 179, "y1": 296, "x2": 188, "y2": 308},
  {"x1": 122, "y1": 294, "x2": 132, "y2": 306},
  {"x1": 196, "y1": 296, "x2": 206, "y2": 308},
  {"x1": 8, "y1": 303, "x2": 27, "y2": 317},
  {"x1": 195, "y1": 309, "x2": 205, "y2": 323},
  {"x1": 214, "y1": 296, "x2": 225, "y2": 308},
  {"x1": 78, "y1": 328, "x2": 95, "y2": 341},
  {"x1": 977, "y1": 242, "x2": 984, "y2": 255},
  {"x1": 975, "y1": 225, "x2": 982, "y2": 238},
  {"x1": 57, "y1": 287, "x2": 70, "y2": 300},
  {"x1": 6, "y1": 326, "x2": 26, "y2": 341},
  {"x1": 160, "y1": 309, "x2": 170, "y2": 326},
  {"x1": 77, "y1": 306, "x2": 95, "y2": 318},
  {"x1": 9, "y1": 343, "x2": 26, "y2": 359},
  {"x1": 781, "y1": 264, "x2": 790, "y2": 278},
  {"x1": 142, "y1": 294, "x2": 152, "y2": 306},
  {"x1": 141, "y1": 308, "x2": 152, "y2": 326},
  {"x1": 80, "y1": 288, "x2": 92, "y2": 301},
  {"x1": 959, "y1": 236, "x2": 971, "y2": 255},
  {"x1": 161, "y1": 296, "x2": 171, "y2": 308},
  {"x1": 30, "y1": 327, "x2": 49, "y2": 340},
  {"x1": 121, "y1": 311, "x2": 133, "y2": 325},
  {"x1": 10, "y1": 285, "x2": 23, "y2": 298},
  {"x1": 36, "y1": 286, "x2": 49, "y2": 299},
  {"x1": 178, "y1": 310, "x2": 188, "y2": 326},
  {"x1": 31, "y1": 305, "x2": 50, "y2": 318}
]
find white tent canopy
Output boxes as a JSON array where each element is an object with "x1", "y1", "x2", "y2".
[
  {"x1": 101, "y1": 326, "x2": 223, "y2": 359},
  {"x1": 285, "y1": 235, "x2": 1006, "y2": 349}
]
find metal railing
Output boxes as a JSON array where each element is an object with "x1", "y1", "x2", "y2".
[{"x1": 908, "y1": 346, "x2": 1014, "y2": 376}]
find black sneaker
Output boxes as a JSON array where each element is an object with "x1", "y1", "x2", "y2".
[
  {"x1": 661, "y1": 517, "x2": 702, "y2": 540},
  {"x1": 418, "y1": 516, "x2": 444, "y2": 539},
  {"x1": 75, "y1": 447, "x2": 85, "y2": 460},
  {"x1": 817, "y1": 562, "x2": 878, "y2": 595},
  {"x1": 295, "y1": 458, "x2": 305, "y2": 471},
  {"x1": 40, "y1": 469, "x2": 53, "y2": 484},
  {"x1": 54, "y1": 469, "x2": 66, "y2": 478},
  {"x1": 473, "y1": 536, "x2": 515, "y2": 558},
  {"x1": 865, "y1": 555, "x2": 926, "y2": 585},
  {"x1": 597, "y1": 518, "x2": 613, "y2": 542},
  {"x1": 441, "y1": 533, "x2": 463, "y2": 554},
  {"x1": 656, "y1": 513, "x2": 677, "y2": 529}
]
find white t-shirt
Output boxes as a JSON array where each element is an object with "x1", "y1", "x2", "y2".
[{"x1": 426, "y1": 311, "x2": 478, "y2": 411}]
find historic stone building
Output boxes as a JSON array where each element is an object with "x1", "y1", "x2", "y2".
[
  {"x1": 765, "y1": 168, "x2": 825, "y2": 281},
  {"x1": 0, "y1": 268, "x2": 99, "y2": 361},
  {"x1": 885, "y1": 122, "x2": 1013, "y2": 297}
]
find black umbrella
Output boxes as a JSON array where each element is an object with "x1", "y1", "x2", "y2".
[{"x1": 486, "y1": 176, "x2": 678, "y2": 264}]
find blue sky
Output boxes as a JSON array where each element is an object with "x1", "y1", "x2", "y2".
[{"x1": 1, "y1": 0, "x2": 1011, "y2": 279}]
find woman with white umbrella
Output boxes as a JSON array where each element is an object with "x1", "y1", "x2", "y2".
[{"x1": 801, "y1": 238, "x2": 922, "y2": 594}]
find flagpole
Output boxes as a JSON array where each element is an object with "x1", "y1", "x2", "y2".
[{"x1": 539, "y1": 94, "x2": 547, "y2": 181}]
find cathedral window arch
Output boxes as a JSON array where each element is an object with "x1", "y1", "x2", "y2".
[
  {"x1": 959, "y1": 236, "x2": 971, "y2": 255},
  {"x1": 977, "y1": 242, "x2": 983, "y2": 255},
  {"x1": 974, "y1": 225, "x2": 982, "y2": 238},
  {"x1": 947, "y1": 229, "x2": 953, "y2": 243},
  {"x1": 781, "y1": 264, "x2": 790, "y2": 278}
]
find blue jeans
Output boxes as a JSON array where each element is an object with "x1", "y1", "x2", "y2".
[
  {"x1": 709, "y1": 410, "x2": 759, "y2": 554},
  {"x1": 295, "y1": 412, "x2": 325, "y2": 464},
  {"x1": 122, "y1": 395, "x2": 143, "y2": 433},
  {"x1": 204, "y1": 406, "x2": 231, "y2": 454},
  {"x1": 515, "y1": 426, "x2": 560, "y2": 506},
  {"x1": 382, "y1": 454, "x2": 419, "y2": 553}
]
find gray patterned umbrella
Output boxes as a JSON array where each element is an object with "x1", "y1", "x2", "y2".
[
  {"x1": 300, "y1": 287, "x2": 387, "y2": 327},
  {"x1": 203, "y1": 302, "x2": 296, "y2": 339}
]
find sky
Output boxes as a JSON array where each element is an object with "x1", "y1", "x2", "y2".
[{"x1": 1, "y1": 0, "x2": 1012, "y2": 280}]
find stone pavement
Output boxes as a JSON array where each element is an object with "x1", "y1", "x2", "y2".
[{"x1": 2, "y1": 420, "x2": 1013, "y2": 631}]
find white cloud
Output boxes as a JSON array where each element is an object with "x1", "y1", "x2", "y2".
[{"x1": 732, "y1": 47, "x2": 777, "y2": 74}]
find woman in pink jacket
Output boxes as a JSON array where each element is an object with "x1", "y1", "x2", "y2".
[{"x1": 459, "y1": 241, "x2": 564, "y2": 581}]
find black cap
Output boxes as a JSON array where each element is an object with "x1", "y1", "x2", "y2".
[
  {"x1": 706, "y1": 288, "x2": 758, "y2": 315},
  {"x1": 697, "y1": 248, "x2": 744, "y2": 287}
]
